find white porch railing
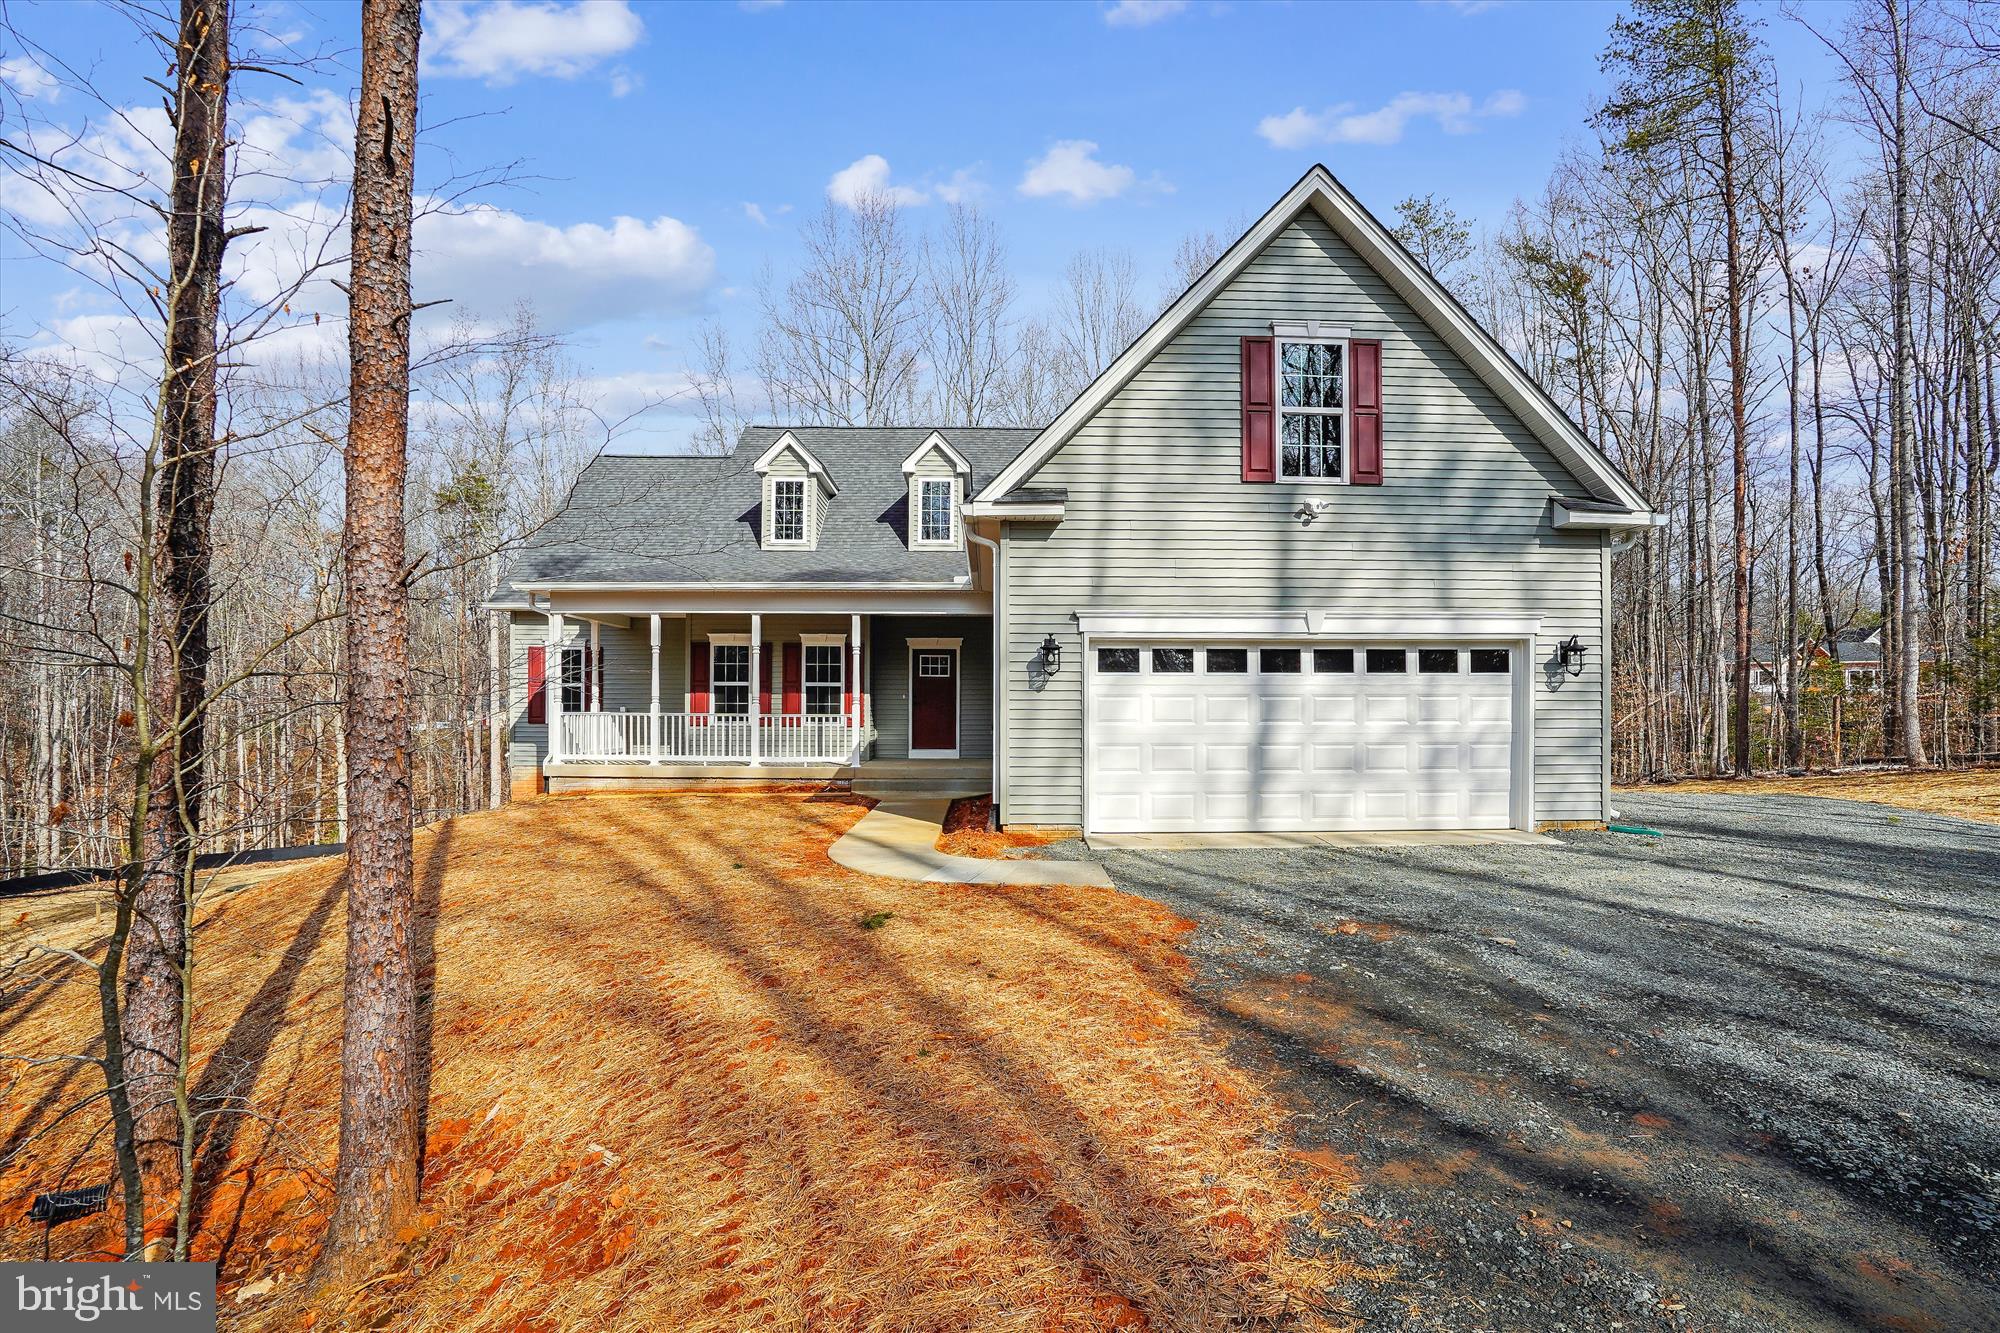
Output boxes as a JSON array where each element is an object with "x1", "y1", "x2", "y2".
[{"x1": 557, "y1": 710, "x2": 865, "y2": 764}]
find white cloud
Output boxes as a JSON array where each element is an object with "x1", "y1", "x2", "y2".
[
  {"x1": 1103, "y1": 0, "x2": 1188, "y2": 26},
  {"x1": 827, "y1": 154, "x2": 928, "y2": 208},
  {"x1": 1, "y1": 54, "x2": 61, "y2": 101},
  {"x1": 743, "y1": 202, "x2": 769, "y2": 227},
  {"x1": 1257, "y1": 89, "x2": 1526, "y2": 149},
  {"x1": 934, "y1": 167, "x2": 986, "y2": 205},
  {"x1": 1017, "y1": 140, "x2": 1139, "y2": 205},
  {"x1": 415, "y1": 206, "x2": 716, "y2": 329},
  {"x1": 424, "y1": 0, "x2": 645, "y2": 85}
]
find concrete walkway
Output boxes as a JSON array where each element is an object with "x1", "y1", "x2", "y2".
[{"x1": 828, "y1": 798, "x2": 1115, "y2": 886}]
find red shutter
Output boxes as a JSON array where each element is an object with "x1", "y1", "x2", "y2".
[
  {"x1": 1349, "y1": 338, "x2": 1383, "y2": 485},
  {"x1": 783, "y1": 642, "x2": 803, "y2": 717},
  {"x1": 759, "y1": 642, "x2": 773, "y2": 716},
  {"x1": 690, "y1": 640, "x2": 710, "y2": 714},
  {"x1": 843, "y1": 641, "x2": 854, "y2": 718},
  {"x1": 1241, "y1": 336, "x2": 1275, "y2": 482},
  {"x1": 526, "y1": 646, "x2": 546, "y2": 724}
]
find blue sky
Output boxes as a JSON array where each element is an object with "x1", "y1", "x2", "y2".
[{"x1": 1, "y1": 0, "x2": 1853, "y2": 450}]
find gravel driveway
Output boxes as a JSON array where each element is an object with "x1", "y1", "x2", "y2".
[{"x1": 1059, "y1": 793, "x2": 1999, "y2": 1331}]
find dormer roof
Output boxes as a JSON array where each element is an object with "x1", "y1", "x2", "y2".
[
  {"x1": 752, "y1": 430, "x2": 838, "y2": 495},
  {"x1": 900, "y1": 431, "x2": 972, "y2": 477}
]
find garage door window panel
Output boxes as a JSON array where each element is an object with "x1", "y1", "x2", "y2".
[
  {"x1": 1097, "y1": 647, "x2": 1140, "y2": 673},
  {"x1": 1152, "y1": 647, "x2": 1194, "y2": 674},
  {"x1": 1418, "y1": 648, "x2": 1460, "y2": 674},
  {"x1": 1206, "y1": 648, "x2": 1248, "y2": 673},
  {"x1": 1313, "y1": 648, "x2": 1355, "y2": 672},
  {"x1": 1366, "y1": 648, "x2": 1408, "y2": 673},
  {"x1": 1471, "y1": 648, "x2": 1511, "y2": 674},
  {"x1": 1260, "y1": 648, "x2": 1302, "y2": 673}
]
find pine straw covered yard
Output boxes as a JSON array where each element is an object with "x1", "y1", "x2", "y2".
[
  {"x1": 1620, "y1": 766, "x2": 2000, "y2": 825},
  {"x1": 1, "y1": 792, "x2": 1357, "y2": 1331}
]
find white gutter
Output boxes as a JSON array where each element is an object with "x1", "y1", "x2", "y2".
[
  {"x1": 510, "y1": 578, "x2": 973, "y2": 592},
  {"x1": 965, "y1": 528, "x2": 1002, "y2": 829}
]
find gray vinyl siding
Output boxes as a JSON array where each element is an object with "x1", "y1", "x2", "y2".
[
  {"x1": 998, "y1": 208, "x2": 1609, "y2": 828},
  {"x1": 868, "y1": 615, "x2": 993, "y2": 760},
  {"x1": 506, "y1": 612, "x2": 686, "y2": 768}
]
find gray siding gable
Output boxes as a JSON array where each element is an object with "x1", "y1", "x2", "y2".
[{"x1": 997, "y1": 207, "x2": 1611, "y2": 828}]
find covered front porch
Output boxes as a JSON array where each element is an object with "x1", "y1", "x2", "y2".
[{"x1": 525, "y1": 608, "x2": 992, "y2": 778}]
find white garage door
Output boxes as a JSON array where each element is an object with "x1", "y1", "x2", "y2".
[{"x1": 1087, "y1": 643, "x2": 1516, "y2": 834}]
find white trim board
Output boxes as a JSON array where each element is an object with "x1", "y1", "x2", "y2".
[
  {"x1": 975, "y1": 165, "x2": 1652, "y2": 516},
  {"x1": 1075, "y1": 612, "x2": 1542, "y2": 640}
]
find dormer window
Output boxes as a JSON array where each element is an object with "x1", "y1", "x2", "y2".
[
  {"x1": 918, "y1": 478, "x2": 955, "y2": 545},
  {"x1": 753, "y1": 431, "x2": 836, "y2": 551},
  {"x1": 901, "y1": 431, "x2": 971, "y2": 550},
  {"x1": 770, "y1": 478, "x2": 806, "y2": 544}
]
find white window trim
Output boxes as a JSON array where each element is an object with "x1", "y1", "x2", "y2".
[
  {"x1": 709, "y1": 639, "x2": 752, "y2": 717},
  {"x1": 1274, "y1": 332, "x2": 1349, "y2": 485},
  {"x1": 802, "y1": 640, "x2": 845, "y2": 717},
  {"x1": 913, "y1": 476, "x2": 960, "y2": 548},
  {"x1": 764, "y1": 475, "x2": 810, "y2": 548}
]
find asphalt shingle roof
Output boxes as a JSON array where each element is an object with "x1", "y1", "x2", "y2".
[{"x1": 493, "y1": 426, "x2": 1038, "y2": 601}]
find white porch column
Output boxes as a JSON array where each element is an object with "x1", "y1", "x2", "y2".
[
  {"x1": 588, "y1": 619, "x2": 601, "y2": 711},
  {"x1": 850, "y1": 613, "x2": 863, "y2": 765},
  {"x1": 749, "y1": 612, "x2": 762, "y2": 767},
  {"x1": 648, "y1": 613, "x2": 661, "y2": 763},
  {"x1": 546, "y1": 611, "x2": 565, "y2": 763}
]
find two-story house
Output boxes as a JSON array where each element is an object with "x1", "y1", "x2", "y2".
[{"x1": 489, "y1": 167, "x2": 1658, "y2": 836}]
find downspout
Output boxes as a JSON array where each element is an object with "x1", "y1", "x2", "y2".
[{"x1": 966, "y1": 528, "x2": 1002, "y2": 829}]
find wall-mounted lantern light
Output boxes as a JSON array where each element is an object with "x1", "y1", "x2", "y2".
[
  {"x1": 1558, "y1": 635, "x2": 1589, "y2": 677},
  {"x1": 1039, "y1": 634, "x2": 1062, "y2": 675}
]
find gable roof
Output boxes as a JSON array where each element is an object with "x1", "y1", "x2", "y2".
[
  {"x1": 752, "y1": 431, "x2": 838, "y2": 492},
  {"x1": 492, "y1": 426, "x2": 1035, "y2": 600},
  {"x1": 976, "y1": 165, "x2": 1652, "y2": 514}
]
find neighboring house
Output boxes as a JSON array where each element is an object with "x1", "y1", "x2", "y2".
[
  {"x1": 1747, "y1": 625, "x2": 1898, "y2": 695},
  {"x1": 489, "y1": 166, "x2": 1659, "y2": 836}
]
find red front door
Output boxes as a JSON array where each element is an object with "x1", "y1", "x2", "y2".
[{"x1": 911, "y1": 648, "x2": 958, "y2": 753}]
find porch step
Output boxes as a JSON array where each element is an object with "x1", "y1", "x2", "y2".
[{"x1": 848, "y1": 760, "x2": 989, "y2": 799}]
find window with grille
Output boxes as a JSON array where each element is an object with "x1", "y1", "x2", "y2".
[
  {"x1": 1277, "y1": 338, "x2": 1345, "y2": 480},
  {"x1": 918, "y1": 652, "x2": 952, "y2": 677},
  {"x1": 805, "y1": 643, "x2": 844, "y2": 715},
  {"x1": 917, "y1": 478, "x2": 955, "y2": 544},
  {"x1": 712, "y1": 643, "x2": 750, "y2": 715},
  {"x1": 769, "y1": 478, "x2": 806, "y2": 545}
]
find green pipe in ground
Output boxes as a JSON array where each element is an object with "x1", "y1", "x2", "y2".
[{"x1": 1608, "y1": 823, "x2": 1664, "y2": 837}]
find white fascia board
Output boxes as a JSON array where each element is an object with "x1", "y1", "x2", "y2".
[
  {"x1": 963, "y1": 500, "x2": 1065, "y2": 520},
  {"x1": 515, "y1": 578, "x2": 971, "y2": 592},
  {"x1": 976, "y1": 165, "x2": 1653, "y2": 516},
  {"x1": 1551, "y1": 501, "x2": 1667, "y2": 531},
  {"x1": 900, "y1": 431, "x2": 973, "y2": 477},
  {"x1": 752, "y1": 431, "x2": 839, "y2": 495},
  {"x1": 1076, "y1": 611, "x2": 1542, "y2": 640}
]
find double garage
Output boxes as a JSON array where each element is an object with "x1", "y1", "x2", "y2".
[{"x1": 1083, "y1": 630, "x2": 1530, "y2": 836}]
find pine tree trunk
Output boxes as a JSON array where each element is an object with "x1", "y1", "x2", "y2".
[
  {"x1": 317, "y1": 0, "x2": 423, "y2": 1289},
  {"x1": 122, "y1": 0, "x2": 230, "y2": 1258}
]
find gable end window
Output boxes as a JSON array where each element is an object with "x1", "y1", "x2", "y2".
[
  {"x1": 917, "y1": 477, "x2": 956, "y2": 545},
  {"x1": 1277, "y1": 337, "x2": 1345, "y2": 480},
  {"x1": 768, "y1": 477, "x2": 807, "y2": 546}
]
